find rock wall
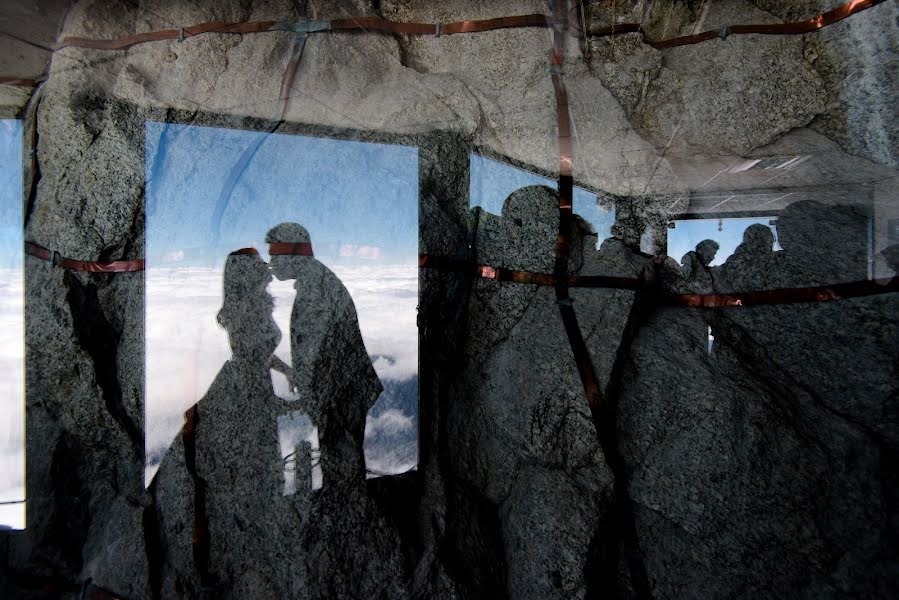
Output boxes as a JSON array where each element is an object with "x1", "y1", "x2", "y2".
[{"x1": 1, "y1": 0, "x2": 897, "y2": 598}]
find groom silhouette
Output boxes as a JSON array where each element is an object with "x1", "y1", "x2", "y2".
[{"x1": 266, "y1": 223, "x2": 382, "y2": 488}]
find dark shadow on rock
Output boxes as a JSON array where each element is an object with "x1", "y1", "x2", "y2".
[
  {"x1": 266, "y1": 222, "x2": 404, "y2": 599},
  {"x1": 614, "y1": 201, "x2": 899, "y2": 597},
  {"x1": 680, "y1": 239, "x2": 718, "y2": 293},
  {"x1": 448, "y1": 186, "x2": 617, "y2": 599},
  {"x1": 152, "y1": 248, "x2": 294, "y2": 597}
]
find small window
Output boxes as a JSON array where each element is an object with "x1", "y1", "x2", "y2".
[
  {"x1": 469, "y1": 153, "x2": 614, "y2": 247},
  {"x1": 0, "y1": 119, "x2": 24, "y2": 530},
  {"x1": 667, "y1": 216, "x2": 781, "y2": 266}
]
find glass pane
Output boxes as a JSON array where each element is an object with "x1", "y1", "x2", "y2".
[
  {"x1": 0, "y1": 119, "x2": 23, "y2": 530},
  {"x1": 145, "y1": 122, "x2": 419, "y2": 490},
  {"x1": 2, "y1": 1, "x2": 897, "y2": 597},
  {"x1": 668, "y1": 216, "x2": 782, "y2": 267},
  {"x1": 470, "y1": 153, "x2": 615, "y2": 248}
]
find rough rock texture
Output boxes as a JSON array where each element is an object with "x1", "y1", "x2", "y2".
[
  {"x1": 618, "y1": 278, "x2": 899, "y2": 597},
  {"x1": 750, "y1": 0, "x2": 899, "y2": 168},
  {"x1": 590, "y1": 0, "x2": 827, "y2": 158},
  {"x1": 1, "y1": 0, "x2": 898, "y2": 599},
  {"x1": 448, "y1": 186, "x2": 616, "y2": 599}
]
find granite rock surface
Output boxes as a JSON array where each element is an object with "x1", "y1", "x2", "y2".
[{"x1": 1, "y1": 1, "x2": 897, "y2": 599}]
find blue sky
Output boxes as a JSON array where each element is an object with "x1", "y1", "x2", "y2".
[
  {"x1": 469, "y1": 154, "x2": 615, "y2": 244},
  {"x1": 667, "y1": 217, "x2": 782, "y2": 266},
  {"x1": 469, "y1": 154, "x2": 782, "y2": 266},
  {"x1": 0, "y1": 120, "x2": 22, "y2": 269},
  {"x1": 146, "y1": 122, "x2": 419, "y2": 268}
]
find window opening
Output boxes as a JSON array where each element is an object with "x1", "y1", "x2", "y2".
[
  {"x1": 0, "y1": 119, "x2": 24, "y2": 529},
  {"x1": 469, "y1": 153, "x2": 614, "y2": 247},
  {"x1": 144, "y1": 122, "x2": 419, "y2": 491},
  {"x1": 667, "y1": 216, "x2": 782, "y2": 267}
]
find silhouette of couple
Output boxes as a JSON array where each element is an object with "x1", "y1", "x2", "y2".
[
  {"x1": 152, "y1": 222, "x2": 395, "y2": 600},
  {"x1": 209, "y1": 222, "x2": 381, "y2": 494}
]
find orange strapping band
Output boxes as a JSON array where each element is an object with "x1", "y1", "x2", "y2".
[
  {"x1": 420, "y1": 253, "x2": 643, "y2": 289},
  {"x1": 268, "y1": 242, "x2": 314, "y2": 256},
  {"x1": 666, "y1": 277, "x2": 899, "y2": 307},
  {"x1": 440, "y1": 14, "x2": 549, "y2": 35},
  {"x1": 420, "y1": 253, "x2": 899, "y2": 306},
  {"x1": 0, "y1": 77, "x2": 37, "y2": 87},
  {"x1": 292, "y1": 13, "x2": 550, "y2": 36},
  {"x1": 42, "y1": 0, "x2": 884, "y2": 54},
  {"x1": 419, "y1": 254, "x2": 555, "y2": 285},
  {"x1": 546, "y1": 0, "x2": 608, "y2": 414},
  {"x1": 25, "y1": 241, "x2": 145, "y2": 273},
  {"x1": 53, "y1": 14, "x2": 550, "y2": 51},
  {"x1": 649, "y1": 0, "x2": 886, "y2": 48},
  {"x1": 54, "y1": 20, "x2": 279, "y2": 50}
]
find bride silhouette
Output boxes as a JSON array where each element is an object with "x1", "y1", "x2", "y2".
[{"x1": 152, "y1": 248, "x2": 298, "y2": 598}]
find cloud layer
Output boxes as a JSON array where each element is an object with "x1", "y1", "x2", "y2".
[{"x1": 0, "y1": 269, "x2": 24, "y2": 529}]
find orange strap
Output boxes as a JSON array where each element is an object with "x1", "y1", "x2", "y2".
[
  {"x1": 420, "y1": 252, "x2": 899, "y2": 306},
  {"x1": 666, "y1": 277, "x2": 899, "y2": 307},
  {"x1": 419, "y1": 254, "x2": 556, "y2": 285},
  {"x1": 25, "y1": 241, "x2": 145, "y2": 272},
  {"x1": 46, "y1": 1, "x2": 884, "y2": 53},
  {"x1": 268, "y1": 242, "x2": 314, "y2": 256},
  {"x1": 54, "y1": 20, "x2": 279, "y2": 50},
  {"x1": 0, "y1": 77, "x2": 37, "y2": 87},
  {"x1": 649, "y1": 0, "x2": 886, "y2": 48},
  {"x1": 547, "y1": 0, "x2": 606, "y2": 414},
  {"x1": 53, "y1": 14, "x2": 550, "y2": 51}
]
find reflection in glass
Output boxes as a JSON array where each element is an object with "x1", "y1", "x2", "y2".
[
  {"x1": 469, "y1": 153, "x2": 615, "y2": 247},
  {"x1": 0, "y1": 119, "x2": 24, "y2": 529},
  {"x1": 144, "y1": 122, "x2": 418, "y2": 488},
  {"x1": 667, "y1": 216, "x2": 781, "y2": 267}
]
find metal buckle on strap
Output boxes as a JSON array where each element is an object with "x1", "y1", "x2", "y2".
[{"x1": 271, "y1": 20, "x2": 330, "y2": 34}]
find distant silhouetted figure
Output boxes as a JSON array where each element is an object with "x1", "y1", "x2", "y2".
[
  {"x1": 773, "y1": 200, "x2": 868, "y2": 286},
  {"x1": 717, "y1": 223, "x2": 777, "y2": 292},
  {"x1": 266, "y1": 222, "x2": 381, "y2": 489},
  {"x1": 465, "y1": 186, "x2": 619, "y2": 598},
  {"x1": 680, "y1": 239, "x2": 719, "y2": 292},
  {"x1": 681, "y1": 239, "x2": 719, "y2": 277},
  {"x1": 879, "y1": 243, "x2": 899, "y2": 278},
  {"x1": 732, "y1": 224, "x2": 774, "y2": 263},
  {"x1": 472, "y1": 185, "x2": 558, "y2": 273}
]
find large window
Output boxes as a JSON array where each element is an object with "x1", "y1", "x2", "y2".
[{"x1": 145, "y1": 122, "x2": 419, "y2": 489}]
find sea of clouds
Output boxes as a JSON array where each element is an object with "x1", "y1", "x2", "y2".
[
  {"x1": 0, "y1": 268, "x2": 24, "y2": 529},
  {"x1": 145, "y1": 264, "x2": 418, "y2": 487}
]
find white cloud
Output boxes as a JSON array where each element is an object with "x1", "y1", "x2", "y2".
[
  {"x1": 0, "y1": 497, "x2": 24, "y2": 531},
  {"x1": 0, "y1": 268, "x2": 24, "y2": 529},
  {"x1": 364, "y1": 409, "x2": 414, "y2": 438},
  {"x1": 161, "y1": 250, "x2": 185, "y2": 262}
]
